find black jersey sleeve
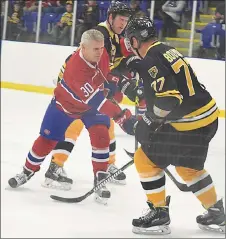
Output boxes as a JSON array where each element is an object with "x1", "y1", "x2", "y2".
[{"x1": 141, "y1": 54, "x2": 183, "y2": 118}]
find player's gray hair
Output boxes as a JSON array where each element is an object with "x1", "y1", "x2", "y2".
[{"x1": 80, "y1": 29, "x2": 104, "y2": 45}]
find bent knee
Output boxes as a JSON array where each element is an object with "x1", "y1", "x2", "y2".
[
  {"x1": 89, "y1": 125, "x2": 110, "y2": 148},
  {"x1": 175, "y1": 166, "x2": 206, "y2": 182},
  {"x1": 134, "y1": 147, "x2": 163, "y2": 177}
]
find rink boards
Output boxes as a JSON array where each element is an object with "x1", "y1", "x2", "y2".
[{"x1": 1, "y1": 40, "x2": 225, "y2": 118}]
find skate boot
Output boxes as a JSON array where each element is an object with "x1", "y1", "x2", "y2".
[
  {"x1": 8, "y1": 167, "x2": 35, "y2": 188},
  {"x1": 132, "y1": 196, "x2": 171, "y2": 235},
  {"x1": 196, "y1": 199, "x2": 225, "y2": 234},
  {"x1": 94, "y1": 171, "x2": 111, "y2": 205},
  {"x1": 107, "y1": 163, "x2": 126, "y2": 185},
  {"x1": 42, "y1": 162, "x2": 73, "y2": 191}
]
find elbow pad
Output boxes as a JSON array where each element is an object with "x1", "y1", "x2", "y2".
[{"x1": 153, "y1": 96, "x2": 181, "y2": 118}]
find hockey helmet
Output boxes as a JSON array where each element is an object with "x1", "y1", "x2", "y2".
[
  {"x1": 107, "y1": 1, "x2": 133, "y2": 18},
  {"x1": 125, "y1": 16, "x2": 157, "y2": 44}
]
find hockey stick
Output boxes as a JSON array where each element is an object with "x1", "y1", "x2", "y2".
[
  {"x1": 50, "y1": 158, "x2": 134, "y2": 203},
  {"x1": 124, "y1": 149, "x2": 191, "y2": 192},
  {"x1": 134, "y1": 72, "x2": 140, "y2": 150}
]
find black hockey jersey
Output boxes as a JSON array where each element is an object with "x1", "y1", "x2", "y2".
[
  {"x1": 95, "y1": 21, "x2": 124, "y2": 71},
  {"x1": 138, "y1": 42, "x2": 219, "y2": 131}
]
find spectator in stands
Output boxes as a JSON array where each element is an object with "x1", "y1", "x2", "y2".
[
  {"x1": 54, "y1": 1, "x2": 73, "y2": 14},
  {"x1": 214, "y1": 1, "x2": 225, "y2": 24},
  {"x1": 23, "y1": 0, "x2": 38, "y2": 13},
  {"x1": 214, "y1": 2, "x2": 225, "y2": 60},
  {"x1": 129, "y1": 0, "x2": 146, "y2": 17},
  {"x1": 161, "y1": 0, "x2": 186, "y2": 37},
  {"x1": 196, "y1": 2, "x2": 225, "y2": 60},
  {"x1": 50, "y1": 2, "x2": 73, "y2": 45},
  {"x1": 150, "y1": 0, "x2": 167, "y2": 19},
  {"x1": 1, "y1": 1, "x2": 5, "y2": 39},
  {"x1": 42, "y1": 0, "x2": 72, "y2": 14},
  {"x1": 7, "y1": 2, "x2": 23, "y2": 40},
  {"x1": 74, "y1": 0, "x2": 99, "y2": 46},
  {"x1": 42, "y1": 1, "x2": 57, "y2": 14},
  {"x1": 1, "y1": 1, "x2": 5, "y2": 16}
]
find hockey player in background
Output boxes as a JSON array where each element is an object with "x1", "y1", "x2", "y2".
[
  {"x1": 8, "y1": 29, "x2": 137, "y2": 204},
  {"x1": 124, "y1": 17, "x2": 225, "y2": 234},
  {"x1": 43, "y1": 1, "x2": 145, "y2": 189}
]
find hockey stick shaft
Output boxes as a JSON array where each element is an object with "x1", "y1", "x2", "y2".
[
  {"x1": 50, "y1": 158, "x2": 134, "y2": 203},
  {"x1": 134, "y1": 72, "x2": 140, "y2": 151}
]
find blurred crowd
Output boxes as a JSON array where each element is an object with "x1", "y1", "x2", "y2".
[{"x1": 1, "y1": 0, "x2": 225, "y2": 60}]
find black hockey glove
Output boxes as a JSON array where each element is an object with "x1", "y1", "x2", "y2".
[
  {"x1": 134, "y1": 112, "x2": 164, "y2": 145},
  {"x1": 125, "y1": 55, "x2": 141, "y2": 71},
  {"x1": 118, "y1": 76, "x2": 144, "y2": 102}
]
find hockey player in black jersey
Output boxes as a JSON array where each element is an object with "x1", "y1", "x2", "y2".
[{"x1": 124, "y1": 16, "x2": 225, "y2": 235}]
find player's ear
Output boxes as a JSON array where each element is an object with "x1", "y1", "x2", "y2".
[
  {"x1": 80, "y1": 43, "x2": 85, "y2": 51},
  {"x1": 109, "y1": 14, "x2": 113, "y2": 24},
  {"x1": 132, "y1": 37, "x2": 138, "y2": 49}
]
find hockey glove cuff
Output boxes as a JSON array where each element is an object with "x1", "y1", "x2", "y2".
[
  {"x1": 114, "y1": 109, "x2": 137, "y2": 136},
  {"x1": 134, "y1": 112, "x2": 164, "y2": 144}
]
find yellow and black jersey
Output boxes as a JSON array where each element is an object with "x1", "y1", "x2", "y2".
[
  {"x1": 139, "y1": 41, "x2": 219, "y2": 131},
  {"x1": 95, "y1": 21, "x2": 124, "y2": 71},
  {"x1": 60, "y1": 12, "x2": 73, "y2": 26},
  {"x1": 9, "y1": 11, "x2": 21, "y2": 24},
  {"x1": 57, "y1": 52, "x2": 75, "y2": 82}
]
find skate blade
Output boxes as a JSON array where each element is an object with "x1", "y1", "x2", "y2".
[
  {"x1": 132, "y1": 225, "x2": 171, "y2": 235},
  {"x1": 198, "y1": 223, "x2": 225, "y2": 234},
  {"x1": 94, "y1": 194, "x2": 109, "y2": 205},
  {"x1": 41, "y1": 178, "x2": 72, "y2": 191},
  {"x1": 110, "y1": 179, "x2": 126, "y2": 185}
]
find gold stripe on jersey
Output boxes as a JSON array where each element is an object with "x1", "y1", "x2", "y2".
[
  {"x1": 144, "y1": 41, "x2": 161, "y2": 57},
  {"x1": 98, "y1": 22, "x2": 115, "y2": 39},
  {"x1": 170, "y1": 99, "x2": 219, "y2": 131},
  {"x1": 156, "y1": 90, "x2": 183, "y2": 104},
  {"x1": 183, "y1": 99, "x2": 216, "y2": 118},
  {"x1": 110, "y1": 57, "x2": 124, "y2": 70}
]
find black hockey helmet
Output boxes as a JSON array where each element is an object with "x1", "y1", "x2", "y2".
[
  {"x1": 125, "y1": 16, "x2": 157, "y2": 44},
  {"x1": 107, "y1": 1, "x2": 133, "y2": 19}
]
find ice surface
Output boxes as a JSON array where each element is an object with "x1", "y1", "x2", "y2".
[{"x1": 1, "y1": 89, "x2": 225, "y2": 238}]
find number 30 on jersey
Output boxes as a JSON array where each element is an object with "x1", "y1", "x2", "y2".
[{"x1": 80, "y1": 83, "x2": 94, "y2": 97}]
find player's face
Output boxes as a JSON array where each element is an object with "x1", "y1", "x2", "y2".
[
  {"x1": 83, "y1": 40, "x2": 104, "y2": 63},
  {"x1": 66, "y1": 4, "x2": 73, "y2": 12},
  {"x1": 110, "y1": 15, "x2": 129, "y2": 34}
]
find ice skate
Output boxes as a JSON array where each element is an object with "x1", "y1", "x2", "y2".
[
  {"x1": 94, "y1": 171, "x2": 111, "y2": 205},
  {"x1": 196, "y1": 198, "x2": 225, "y2": 234},
  {"x1": 42, "y1": 162, "x2": 73, "y2": 191},
  {"x1": 107, "y1": 163, "x2": 126, "y2": 185},
  {"x1": 132, "y1": 196, "x2": 171, "y2": 235},
  {"x1": 8, "y1": 167, "x2": 34, "y2": 188}
]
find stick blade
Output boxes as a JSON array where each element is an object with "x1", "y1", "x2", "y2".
[
  {"x1": 124, "y1": 149, "x2": 134, "y2": 159},
  {"x1": 50, "y1": 194, "x2": 86, "y2": 203}
]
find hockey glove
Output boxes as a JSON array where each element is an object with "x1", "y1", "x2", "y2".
[
  {"x1": 114, "y1": 109, "x2": 137, "y2": 136},
  {"x1": 125, "y1": 55, "x2": 141, "y2": 71},
  {"x1": 118, "y1": 77, "x2": 144, "y2": 102},
  {"x1": 134, "y1": 112, "x2": 163, "y2": 145}
]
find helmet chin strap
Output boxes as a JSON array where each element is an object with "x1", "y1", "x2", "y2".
[
  {"x1": 130, "y1": 39, "x2": 143, "y2": 59},
  {"x1": 107, "y1": 17, "x2": 116, "y2": 34}
]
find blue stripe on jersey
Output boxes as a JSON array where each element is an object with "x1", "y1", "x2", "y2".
[
  {"x1": 60, "y1": 79, "x2": 81, "y2": 102},
  {"x1": 92, "y1": 152, "x2": 109, "y2": 159},
  {"x1": 87, "y1": 91, "x2": 105, "y2": 109},
  {"x1": 27, "y1": 152, "x2": 45, "y2": 163}
]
